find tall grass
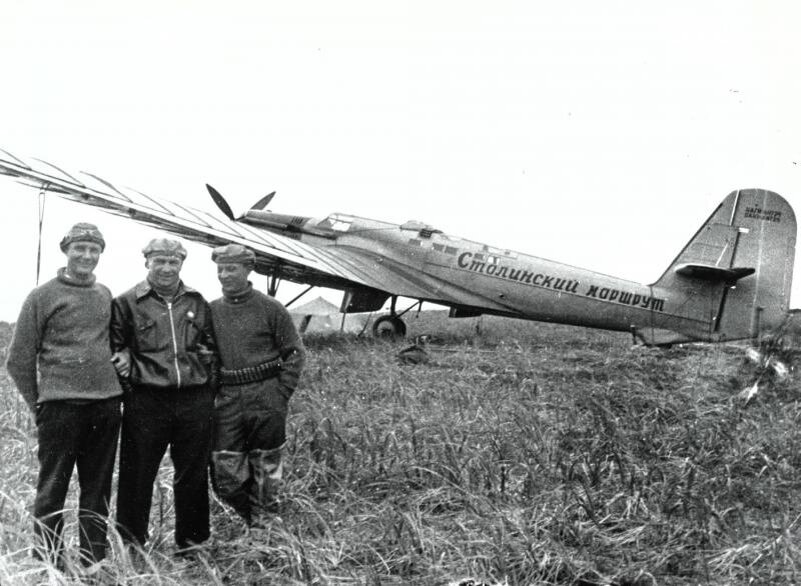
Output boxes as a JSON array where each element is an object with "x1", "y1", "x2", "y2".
[{"x1": 1, "y1": 313, "x2": 801, "y2": 584}]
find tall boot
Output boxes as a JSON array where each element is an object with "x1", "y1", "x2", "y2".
[
  {"x1": 210, "y1": 450, "x2": 252, "y2": 524},
  {"x1": 248, "y1": 445, "x2": 284, "y2": 527}
]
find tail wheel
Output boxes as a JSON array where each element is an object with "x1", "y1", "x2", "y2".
[{"x1": 372, "y1": 315, "x2": 407, "y2": 338}]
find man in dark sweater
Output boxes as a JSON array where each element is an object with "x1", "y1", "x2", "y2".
[
  {"x1": 6, "y1": 223, "x2": 123, "y2": 567},
  {"x1": 209, "y1": 244, "x2": 305, "y2": 528},
  {"x1": 110, "y1": 238, "x2": 218, "y2": 553}
]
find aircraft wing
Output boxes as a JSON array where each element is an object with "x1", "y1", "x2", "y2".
[
  {"x1": 0, "y1": 149, "x2": 510, "y2": 312},
  {"x1": 0, "y1": 149, "x2": 358, "y2": 287}
]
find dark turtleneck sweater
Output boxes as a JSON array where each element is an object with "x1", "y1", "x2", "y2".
[
  {"x1": 6, "y1": 268, "x2": 123, "y2": 410},
  {"x1": 210, "y1": 283, "x2": 305, "y2": 396}
]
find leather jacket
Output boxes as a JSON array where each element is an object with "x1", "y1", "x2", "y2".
[{"x1": 111, "y1": 280, "x2": 218, "y2": 390}]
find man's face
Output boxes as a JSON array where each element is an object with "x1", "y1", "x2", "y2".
[
  {"x1": 147, "y1": 254, "x2": 183, "y2": 289},
  {"x1": 217, "y1": 262, "x2": 251, "y2": 294},
  {"x1": 65, "y1": 241, "x2": 102, "y2": 278}
]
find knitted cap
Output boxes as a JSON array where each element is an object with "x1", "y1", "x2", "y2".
[
  {"x1": 142, "y1": 238, "x2": 187, "y2": 259},
  {"x1": 211, "y1": 243, "x2": 256, "y2": 267},
  {"x1": 60, "y1": 222, "x2": 105, "y2": 252}
]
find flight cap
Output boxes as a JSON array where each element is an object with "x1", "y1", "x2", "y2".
[
  {"x1": 142, "y1": 237, "x2": 187, "y2": 260},
  {"x1": 211, "y1": 243, "x2": 256, "y2": 267},
  {"x1": 60, "y1": 222, "x2": 106, "y2": 252}
]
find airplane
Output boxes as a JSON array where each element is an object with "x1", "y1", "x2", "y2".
[{"x1": 0, "y1": 147, "x2": 796, "y2": 346}]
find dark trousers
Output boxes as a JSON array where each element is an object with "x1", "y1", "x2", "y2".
[
  {"x1": 116, "y1": 386, "x2": 214, "y2": 548},
  {"x1": 34, "y1": 397, "x2": 122, "y2": 564},
  {"x1": 211, "y1": 378, "x2": 288, "y2": 522},
  {"x1": 214, "y1": 379, "x2": 288, "y2": 453}
]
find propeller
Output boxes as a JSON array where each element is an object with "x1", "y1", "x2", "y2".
[{"x1": 206, "y1": 184, "x2": 277, "y2": 220}]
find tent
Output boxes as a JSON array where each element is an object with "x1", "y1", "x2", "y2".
[{"x1": 288, "y1": 296, "x2": 368, "y2": 334}]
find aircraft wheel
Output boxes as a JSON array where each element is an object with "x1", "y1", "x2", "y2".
[{"x1": 372, "y1": 315, "x2": 407, "y2": 338}]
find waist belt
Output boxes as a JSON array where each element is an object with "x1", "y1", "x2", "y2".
[{"x1": 220, "y1": 358, "x2": 282, "y2": 386}]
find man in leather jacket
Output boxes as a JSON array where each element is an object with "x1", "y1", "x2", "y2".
[{"x1": 110, "y1": 237, "x2": 218, "y2": 553}]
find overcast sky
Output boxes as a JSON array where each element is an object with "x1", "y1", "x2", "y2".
[{"x1": 1, "y1": 1, "x2": 799, "y2": 322}]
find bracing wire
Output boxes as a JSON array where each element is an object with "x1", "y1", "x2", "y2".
[{"x1": 36, "y1": 184, "x2": 49, "y2": 285}]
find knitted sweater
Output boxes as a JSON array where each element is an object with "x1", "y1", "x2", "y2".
[
  {"x1": 6, "y1": 268, "x2": 123, "y2": 410},
  {"x1": 210, "y1": 284, "x2": 305, "y2": 396}
]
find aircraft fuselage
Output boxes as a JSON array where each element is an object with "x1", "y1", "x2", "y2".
[{"x1": 243, "y1": 211, "x2": 716, "y2": 343}]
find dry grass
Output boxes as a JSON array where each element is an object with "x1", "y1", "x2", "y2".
[{"x1": 1, "y1": 312, "x2": 801, "y2": 584}]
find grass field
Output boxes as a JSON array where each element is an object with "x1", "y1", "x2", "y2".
[{"x1": 1, "y1": 312, "x2": 801, "y2": 585}]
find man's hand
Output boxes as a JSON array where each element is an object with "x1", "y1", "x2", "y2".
[
  {"x1": 111, "y1": 350, "x2": 131, "y2": 378},
  {"x1": 196, "y1": 343, "x2": 214, "y2": 359}
]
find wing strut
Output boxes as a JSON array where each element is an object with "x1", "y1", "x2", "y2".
[
  {"x1": 268, "y1": 266, "x2": 284, "y2": 297},
  {"x1": 285, "y1": 285, "x2": 314, "y2": 309}
]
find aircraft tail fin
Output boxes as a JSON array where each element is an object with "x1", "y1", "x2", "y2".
[{"x1": 653, "y1": 189, "x2": 796, "y2": 341}]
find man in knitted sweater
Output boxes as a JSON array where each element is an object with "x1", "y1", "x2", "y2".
[
  {"x1": 6, "y1": 223, "x2": 123, "y2": 567},
  {"x1": 209, "y1": 244, "x2": 305, "y2": 528}
]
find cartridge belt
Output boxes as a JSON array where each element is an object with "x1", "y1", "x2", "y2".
[{"x1": 220, "y1": 358, "x2": 282, "y2": 386}]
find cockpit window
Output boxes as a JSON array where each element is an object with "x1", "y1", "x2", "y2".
[
  {"x1": 401, "y1": 220, "x2": 442, "y2": 239},
  {"x1": 317, "y1": 214, "x2": 354, "y2": 232},
  {"x1": 482, "y1": 244, "x2": 518, "y2": 260},
  {"x1": 401, "y1": 220, "x2": 427, "y2": 231}
]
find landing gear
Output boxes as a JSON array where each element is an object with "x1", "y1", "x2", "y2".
[
  {"x1": 372, "y1": 315, "x2": 407, "y2": 338},
  {"x1": 371, "y1": 295, "x2": 418, "y2": 338}
]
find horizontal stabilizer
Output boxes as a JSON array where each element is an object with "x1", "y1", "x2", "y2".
[{"x1": 674, "y1": 263, "x2": 755, "y2": 282}]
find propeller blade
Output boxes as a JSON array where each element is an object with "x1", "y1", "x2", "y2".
[
  {"x1": 206, "y1": 184, "x2": 235, "y2": 220},
  {"x1": 251, "y1": 191, "x2": 276, "y2": 211}
]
